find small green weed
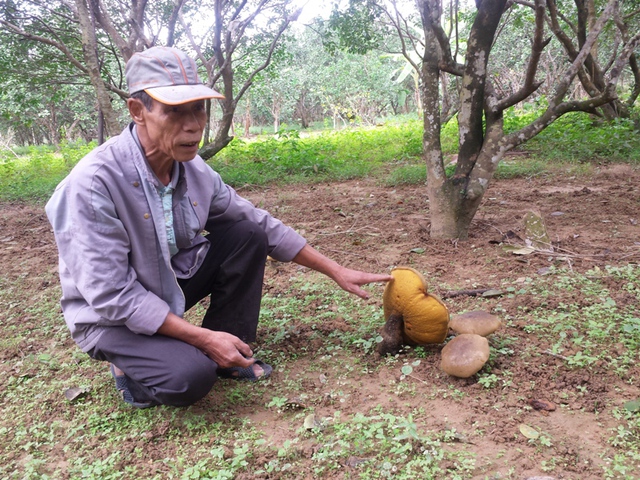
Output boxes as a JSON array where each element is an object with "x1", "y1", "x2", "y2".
[
  {"x1": 305, "y1": 411, "x2": 476, "y2": 478},
  {"x1": 477, "y1": 373, "x2": 499, "y2": 389},
  {"x1": 603, "y1": 408, "x2": 640, "y2": 478},
  {"x1": 517, "y1": 265, "x2": 640, "y2": 375}
]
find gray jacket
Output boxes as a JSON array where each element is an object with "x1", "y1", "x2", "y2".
[{"x1": 45, "y1": 124, "x2": 306, "y2": 352}]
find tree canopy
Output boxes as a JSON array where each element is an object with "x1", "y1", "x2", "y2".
[{"x1": 0, "y1": 0, "x2": 306, "y2": 154}]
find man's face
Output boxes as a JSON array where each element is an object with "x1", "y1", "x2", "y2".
[{"x1": 135, "y1": 98, "x2": 208, "y2": 163}]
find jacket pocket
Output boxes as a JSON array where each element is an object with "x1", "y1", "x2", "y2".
[{"x1": 171, "y1": 238, "x2": 210, "y2": 278}]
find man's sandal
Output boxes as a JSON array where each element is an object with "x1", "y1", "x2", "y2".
[
  {"x1": 110, "y1": 364, "x2": 156, "y2": 409},
  {"x1": 217, "y1": 360, "x2": 273, "y2": 382}
]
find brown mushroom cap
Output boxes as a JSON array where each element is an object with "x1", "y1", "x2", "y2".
[
  {"x1": 449, "y1": 310, "x2": 502, "y2": 337},
  {"x1": 382, "y1": 267, "x2": 450, "y2": 345},
  {"x1": 440, "y1": 333, "x2": 490, "y2": 378}
]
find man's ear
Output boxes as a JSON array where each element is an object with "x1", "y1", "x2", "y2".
[{"x1": 127, "y1": 98, "x2": 146, "y2": 125}]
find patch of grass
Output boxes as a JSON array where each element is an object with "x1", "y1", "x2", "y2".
[
  {"x1": 603, "y1": 408, "x2": 640, "y2": 479},
  {"x1": 0, "y1": 141, "x2": 95, "y2": 201},
  {"x1": 3, "y1": 110, "x2": 640, "y2": 199},
  {"x1": 258, "y1": 272, "x2": 386, "y2": 357},
  {"x1": 604, "y1": 409, "x2": 640, "y2": 479},
  {"x1": 493, "y1": 158, "x2": 548, "y2": 179},
  {"x1": 519, "y1": 112, "x2": 640, "y2": 164},
  {"x1": 301, "y1": 411, "x2": 476, "y2": 478},
  {"x1": 210, "y1": 122, "x2": 425, "y2": 187},
  {"x1": 519, "y1": 264, "x2": 640, "y2": 375},
  {"x1": 385, "y1": 163, "x2": 426, "y2": 186}
]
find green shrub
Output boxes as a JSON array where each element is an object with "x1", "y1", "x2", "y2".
[
  {"x1": 0, "y1": 140, "x2": 95, "y2": 201},
  {"x1": 210, "y1": 121, "x2": 424, "y2": 187},
  {"x1": 494, "y1": 158, "x2": 548, "y2": 179},
  {"x1": 385, "y1": 164, "x2": 426, "y2": 186},
  {"x1": 518, "y1": 111, "x2": 640, "y2": 163},
  {"x1": 2, "y1": 110, "x2": 639, "y2": 201}
]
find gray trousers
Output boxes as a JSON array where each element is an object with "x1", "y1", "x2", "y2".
[{"x1": 88, "y1": 220, "x2": 269, "y2": 407}]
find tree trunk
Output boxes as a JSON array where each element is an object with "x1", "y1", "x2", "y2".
[
  {"x1": 75, "y1": 0, "x2": 121, "y2": 136},
  {"x1": 272, "y1": 101, "x2": 281, "y2": 133},
  {"x1": 98, "y1": 109, "x2": 105, "y2": 145},
  {"x1": 203, "y1": 99, "x2": 212, "y2": 145},
  {"x1": 243, "y1": 101, "x2": 253, "y2": 137},
  {"x1": 427, "y1": 182, "x2": 483, "y2": 239},
  {"x1": 295, "y1": 91, "x2": 310, "y2": 128},
  {"x1": 45, "y1": 102, "x2": 61, "y2": 146},
  {"x1": 419, "y1": 0, "x2": 452, "y2": 237},
  {"x1": 420, "y1": 0, "x2": 506, "y2": 240},
  {"x1": 199, "y1": 101, "x2": 234, "y2": 159}
]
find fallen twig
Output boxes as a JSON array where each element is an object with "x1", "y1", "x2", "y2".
[
  {"x1": 543, "y1": 350, "x2": 569, "y2": 361},
  {"x1": 618, "y1": 252, "x2": 640, "y2": 260},
  {"x1": 408, "y1": 374, "x2": 430, "y2": 386},
  {"x1": 441, "y1": 288, "x2": 493, "y2": 299}
]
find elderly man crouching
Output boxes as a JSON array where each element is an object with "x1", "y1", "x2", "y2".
[{"x1": 46, "y1": 46, "x2": 391, "y2": 408}]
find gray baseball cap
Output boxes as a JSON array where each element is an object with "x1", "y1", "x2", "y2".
[{"x1": 125, "y1": 46, "x2": 223, "y2": 105}]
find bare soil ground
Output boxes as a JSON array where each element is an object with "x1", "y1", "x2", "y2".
[{"x1": 1, "y1": 163, "x2": 639, "y2": 479}]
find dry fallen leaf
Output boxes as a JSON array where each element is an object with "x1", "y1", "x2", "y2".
[
  {"x1": 519, "y1": 423, "x2": 540, "y2": 439},
  {"x1": 508, "y1": 246, "x2": 536, "y2": 255},
  {"x1": 481, "y1": 289, "x2": 504, "y2": 298},
  {"x1": 64, "y1": 387, "x2": 88, "y2": 402},
  {"x1": 624, "y1": 400, "x2": 640, "y2": 413},
  {"x1": 303, "y1": 414, "x2": 321, "y2": 430}
]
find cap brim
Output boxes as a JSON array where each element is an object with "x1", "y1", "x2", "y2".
[{"x1": 145, "y1": 84, "x2": 224, "y2": 105}]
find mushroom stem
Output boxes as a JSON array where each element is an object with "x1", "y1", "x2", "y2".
[{"x1": 377, "y1": 313, "x2": 405, "y2": 356}]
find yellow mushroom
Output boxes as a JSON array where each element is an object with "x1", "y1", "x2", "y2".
[{"x1": 382, "y1": 267, "x2": 450, "y2": 345}]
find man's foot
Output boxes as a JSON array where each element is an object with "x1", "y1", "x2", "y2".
[
  {"x1": 217, "y1": 360, "x2": 273, "y2": 381},
  {"x1": 109, "y1": 364, "x2": 157, "y2": 408}
]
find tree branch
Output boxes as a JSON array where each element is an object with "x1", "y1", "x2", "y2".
[
  {"x1": 420, "y1": 0, "x2": 463, "y2": 75},
  {"x1": 166, "y1": 0, "x2": 187, "y2": 47},
  {"x1": 235, "y1": 10, "x2": 299, "y2": 102},
  {"x1": 91, "y1": 0, "x2": 133, "y2": 60},
  {"x1": 549, "y1": 0, "x2": 617, "y2": 107},
  {"x1": 178, "y1": 12, "x2": 209, "y2": 68},
  {"x1": 494, "y1": 0, "x2": 549, "y2": 111},
  {"x1": 0, "y1": 19, "x2": 88, "y2": 74},
  {"x1": 612, "y1": 7, "x2": 640, "y2": 106},
  {"x1": 75, "y1": 0, "x2": 121, "y2": 134},
  {"x1": 380, "y1": 1, "x2": 421, "y2": 75},
  {"x1": 129, "y1": 0, "x2": 152, "y2": 50},
  {"x1": 606, "y1": 30, "x2": 640, "y2": 91}
]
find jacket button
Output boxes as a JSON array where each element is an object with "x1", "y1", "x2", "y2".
[
  {"x1": 133, "y1": 181, "x2": 140, "y2": 187},
  {"x1": 143, "y1": 213, "x2": 150, "y2": 219},
  {"x1": 193, "y1": 201, "x2": 198, "y2": 206}
]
